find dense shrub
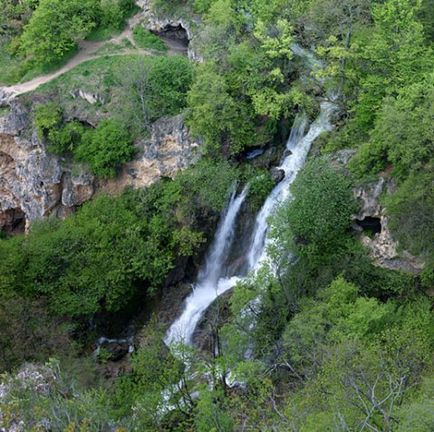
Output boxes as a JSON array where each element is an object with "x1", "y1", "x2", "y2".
[
  {"x1": 74, "y1": 119, "x2": 135, "y2": 178},
  {"x1": 20, "y1": 0, "x2": 100, "y2": 66},
  {"x1": 132, "y1": 26, "x2": 167, "y2": 51},
  {"x1": 34, "y1": 102, "x2": 63, "y2": 139},
  {"x1": 272, "y1": 157, "x2": 357, "y2": 263},
  {"x1": 48, "y1": 121, "x2": 85, "y2": 155},
  {"x1": 350, "y1": 76, "x2": 434, "y2": 180},
  {"x1": 385, "y1": 170, "x2": 434, "y2": 258}
]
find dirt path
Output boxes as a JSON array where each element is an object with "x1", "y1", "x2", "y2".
[{"x1": 0, "y1": 12, "x2": 184, "y2": 103}]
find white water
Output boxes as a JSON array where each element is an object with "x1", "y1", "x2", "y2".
[
  {"x1": 247, "y1": 100, "x2": 336, "y2": 270},
  {"x1": 165, "y1": 100, "x2": 336, "y2": 348},
  {"x1": 165, "y1": 186, "x2": 248, "y2": 346}
]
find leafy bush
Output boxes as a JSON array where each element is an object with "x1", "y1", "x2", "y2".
[
  {"x1": 116, "y1": 56, "x2": 194, "y2": 135},
  {"x1": 350, "y1": 76, "x2": 434, "y2": 180},
  {"x1": 132, "y1": 26, "x2": 167, "y2": 51},
  {"x1": 34, "y1": 102, "x2": 63, "y2": 139},
  {"x1": 100, "y1": 0, "x2": 135, "y2": 30},
  {"x1": 20, "y1": 0, "x2": 100, "y2": 66},
  {"x1": 146, "y1": 55, "x2": 194, "y2": 120},
  {"x1": 241, "y1": 166, "x2": 275, "y2": 211},
  {"x1": 272, "y1": 157, "x2": 357, "y2": 263},
  {"x1": 48, "y1": 121, "x2": 85, "y2": 155},
  {"x1": 385, "y1": 170, "x2": 434, "y2": 258},
  {"x1": 74, "y1": 119, "x2": 135, "y2": 178}
]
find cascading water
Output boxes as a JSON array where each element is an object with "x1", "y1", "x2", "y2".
[
  {"x1": 247, "y1": 100, "x2": 337, "y2": 271},
  {"x1": 165, "y1": 186, "x2": 248, "y2": 346},
  {"x1": 165, "y1": 100, "x2": 336, "y2": 349}
]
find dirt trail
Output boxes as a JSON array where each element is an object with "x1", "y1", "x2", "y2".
[{"x1": 0, "y1": 12, "x2": 185, "y2": 101}]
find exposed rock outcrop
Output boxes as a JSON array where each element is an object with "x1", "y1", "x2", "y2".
[
  {"x1": 353, "y1": 177, "x2": 424, "y2": 273},
  {"x1": 270, "y1": 167, "x2": 285, "y2": 184},
  {"x1": 69, "y1": 89, "x2": 105, "y2": 105},
  {"x1": 0, "y1": 101, "x2": 95, "y2": 231},
  {"x1": 137, "y1": 0, "x2": 201, "y2": 61},
  {"x1": 0, "y1": 99, "x2": 200, "y2": 232},
  {"x1": 101, "y1": 114, "x2": 201, "y2": 194}
]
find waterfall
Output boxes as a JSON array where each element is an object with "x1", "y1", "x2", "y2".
[
  {"x1": 166, "y1": 101, "x2": 337, "y2": 348},
  {"x1": 165, "y1": 186, "x2": 248, "y2": 346},
  {"x1": 247, "y1": 100, "x2": 336, "y2": 270}
]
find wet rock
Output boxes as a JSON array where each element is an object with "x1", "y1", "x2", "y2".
[
  {"x1": 101, "y1": 342, "x2": 130, "y2": 361},
  {"x1": 193, "y1": 290, "x2": 233, "y2": 352},
  {"x1": 245, "y1": 148, "x2": 265, "y2": 160},
  {"x1": 270, "y1": 167, "x2": 285, "y2": 183},
  {"x1": 282, "y1": 149, "x2": 293, "y2": 159}
]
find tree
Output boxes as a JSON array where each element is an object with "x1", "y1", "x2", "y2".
[
  {"x1": 271, "y1": 157, "x2": 357, "y2": 264},
  {"x1": 116, "y1": 56, "x2": 193, "y2": 136},
  {"x1": 20, "y1": 0, "x2": 100, "y2": 66}
]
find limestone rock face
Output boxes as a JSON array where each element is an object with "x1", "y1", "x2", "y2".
[
  {"x1": 0, "y1": 363, "x2": 56, "y2": 432},
  {"x1": 0, "y1": 101, "x2": 95, "y2": 231},
  {"x1": 137, "y1": 0, "x2": 201, "y2": 61},
  {"x1": 101, "y1": 114, "x2": 201, "y2": 194},
  {"x1": 0, "y1": 88, "x2": 17, "y2": 107},
  {"x1": 353, "y1": 178, "x2": 423, "y2": 273},
  {"x1": 0, "y1": 99, "x2": 200, "y2": 231}
]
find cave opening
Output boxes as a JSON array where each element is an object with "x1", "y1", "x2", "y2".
[
  {"x1": 151, "y1": 24, "x2": 189, "y2": 51},
  {"x1": 355, "y1": 216, "x2": 382, "y2": 235},
  {"x1": 0, "y1": 208, "x2": 26, "y2": 235}
]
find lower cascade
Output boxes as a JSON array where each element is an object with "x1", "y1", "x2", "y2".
[
  {"x1": 165, "y1": 186, "x2": 248, "y2": 346},
  {"x1": 166, "y1": 99, "x2": 337, "y2": 348}
]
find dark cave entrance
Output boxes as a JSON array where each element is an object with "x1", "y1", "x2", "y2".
[
  {"x1": 151, "y1": 24, "x2": 189, "y2": 51},
  {"x1": 1, "y1": 208, "x2": 26, "y2": 235},
  {"x1": 355, "y1": 216, "x2": 382, "y2": 235}
]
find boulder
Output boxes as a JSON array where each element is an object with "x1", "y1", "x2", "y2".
[{"x1": 270, "y1": 167, "x2": 285, "y2": 183}]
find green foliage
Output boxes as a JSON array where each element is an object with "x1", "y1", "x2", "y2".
[
  {"x1": 272, "y1": 157, "x2": 357, "y2": 263},
  {"x1": 242, "y1": 167, "x2": 275, "y2": 211},
  {"x1": 195, "y1": 388, "x2": 234, "y2": 432},
  {"x1": 186, "y1": 2, "x2": 308, "y2": 156},
  {"x1": 34, "y1": 102, "x2": 63, "y2": 139},
  {"x1": 48, "y1": 121, "x2": 85, "y2": 155},
  {"x1": 99, "y1": 0, "x2": 135, "y2": 31},
  {"x1": 116, "y1": 56, "x2": 193, "y2": 135},
  {"x1": 132, "y1": 26, "x2": 167, "y2": 51},
  {"x1": 350, "y1": 74, "x2": 434, "y2": 180},
  {"x1": 0, "y1": 159, "x2": 238, "y2": 320},
  {"x1": 385, "y1": 170, "x2": 434, "y2": 258},
  {"x1": 351, "y1": 0, "x2": 432, "y2": 129},
  {"x1": 34, "y1": 103, "x2": 135, "y2": 177},
  {"x1": 74, "y1": 119, "x2": 135, "y2": 178},
  {"x1": 145, "y1": 56, "x2": 194, "y2": 121},
  {"x1": 19, "y1": 0, "x2": 100, "y2": 66}
]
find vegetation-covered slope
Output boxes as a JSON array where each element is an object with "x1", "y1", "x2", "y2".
[{"x1": 0, "y1": 0, "x2": 433, "y2": 431}]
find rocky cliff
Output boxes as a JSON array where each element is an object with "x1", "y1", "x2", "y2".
[{"x1": 0, "y1": 99, "x2": 200, "y2": 233}]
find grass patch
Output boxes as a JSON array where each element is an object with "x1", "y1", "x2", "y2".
[
  {"x1": 86, "y1": 27, "x2": 122, "y2": 42},
  {"x1": 0, "y1": 42, "x2": 27, "y2": 85},
  {"x1": 133, "y1": 26, "x2": 167, "y2": 52}
]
